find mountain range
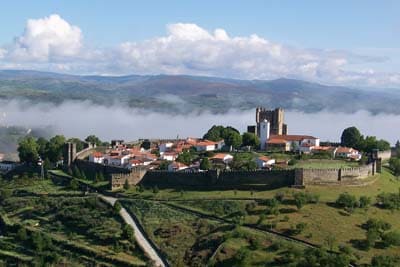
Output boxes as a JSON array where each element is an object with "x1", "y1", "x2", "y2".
[{"x1": 1, "y1": 69, "x2": 399, "y2": 114}]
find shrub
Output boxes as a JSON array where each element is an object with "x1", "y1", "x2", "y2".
[
  {"x1": 371, "y1": 255, "x2": 400, "y2": 267},
  {"x1": 69, "y1": 179, "x2": 79, "y2": 190},
  {"x1": 335, "y1": 193, "x2": 358, "y2": 211},
  {"x1": 123, "y1": 224, "x2": 135, "y2": 242},
  {"x1": 294, "y1": 222, "x2": 307, "y2": 235},
  {"x1": 376, "y1": 192, "x2": 400, "y2": 210},
  {"x1": 363, "y1": 218, "x2": 391, "y2": 233},
  {"x1": 365, "y1": 229, "x2": 379, "y2": 249},
  {"x1": 382, "y1": 231, "x2": 400, "y2": 247},
  {"x1": 114, "y1": 201, "x2": 122, "y2": 213},
  {"x1": 359, "y1": 196, "x2": 371, "y2": 209}
]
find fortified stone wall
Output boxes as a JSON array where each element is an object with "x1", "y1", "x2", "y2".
[
  {"x1": 74, "y1": 159, "x2": 131, "y2": 176},
  {"x1": 77, "y1": 160, "x2": 378, "y2": 190},
  {"x1": 140, "y1": 170, "x2": 219, "y2": 187},
  {"x1": 377, "y1": 150, "x2": 392, "y2": 161},
  {"x1": 111, "y1": 168, "x2": 148, "y2": 189},
  {"x1": 295, "y1": 163, "x2": 375, "y2": 186},
  {"x1": 217, "y1": 170, "x2": 294, "y2": 187}
]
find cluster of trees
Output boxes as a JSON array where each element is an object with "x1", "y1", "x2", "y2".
[
  {"x1": 340, "y1": 126, "x2": 391, "y2": 152},
  {"x1": 292, "y1": 192, "x2": 320, "y2": 210},
  {"x1": 277, "y1": 246, "x2": 354, "y2": 266},
  {"x1": 203, "y1": 125, "x2": 259, "y2": 149},
  {"x1": 335, "y1": 193, "x2": 371, "y2": 212},
  {"x1": 376, "y1": 191, "x2": 400, "y2": 210},
  {"x1": 362, "y1": 219, "x2": 400, "y2": 249},
  {"x1": 18, "y1": 134, "x2": 105, "y2": 166}
]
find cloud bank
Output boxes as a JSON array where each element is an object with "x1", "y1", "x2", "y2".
[
  {"x1": 0, "y1": 100, "x2": 399, "y2": 145},
  {"x1": 0, "y1": 14, "x2": 399, "y2": 87}
]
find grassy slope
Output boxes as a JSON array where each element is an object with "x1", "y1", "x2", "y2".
[
  {"x1": 122, "y1": 168, "x2": 400, "y2": 265},
  {"x1": 0, "y1": 177, "x2": 147, "y2": 266}
]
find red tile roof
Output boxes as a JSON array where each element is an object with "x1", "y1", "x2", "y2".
[
  {"x1": 211, "y1": 153, "x2": 231, "y2": 160},
  {"x1": 269, "y1": 134, "x2": 318, "y2": 141},
  {"x1": 258, "y1": 156, "x2": 272, "y2": 162},
  {"x1": 92, "y1": 152, "x2": 103, "y2": 158}
]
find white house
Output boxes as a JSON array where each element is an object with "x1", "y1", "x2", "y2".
[
  {"x1": 334, "y1": 147, "x2": 362, "y2": 161},
  {"x1": 89, "y1": 152, "x2": 105, "y2": 164},
  {"x1": 105, "y1": 154, "x2": 131, "y2": 166},
  {"x1": 210, "y1": 153, "x2": 234, "y2": 164},
  {"x1": 128, "y1": 159, "x2": 144, "y2": 168},
  {"x1": 267, "y1": 135, "x2": 320, "y2": 152},
  {"x1": 195, "y1": 140, "x2": 224, "y2": 152},
  {"x1": 160, "y1": 152, "x2": 178, "y2": 161},
  {"x1": 168, "y1": 162, "x2": 189, "y2": 172},
  {"x1": 256, "y1": 156, "x2": 276, "y2": 169},
  {"x1": 159, "y1": 142, "x2": 174, "y2": 153}
]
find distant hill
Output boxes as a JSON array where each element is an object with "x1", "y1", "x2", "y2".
[{"x1": 0, "y1": 69, "x2": 399, "y2": 114}]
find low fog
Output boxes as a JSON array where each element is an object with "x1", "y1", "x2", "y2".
[{"x1": 1, "y1": 99, "x2": 399, "y2": 144}]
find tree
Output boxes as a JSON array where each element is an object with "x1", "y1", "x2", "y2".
[
  {"x1": 158, "y1": 160, "x2": 169, "y2": 170},
  {"x1": 141, "y1": 139, "x2": 151, "y2": 150},
  {"x1": 85, "y1": 135, "x2": 102, "y2": 146},
  {"x1": 123, "y1": 224, "x2": 135, "y2": 241},
  {"x1": 200, "y1": 157, "x2": 211, "y2": 170},
  {"x1": 114, "y1": 201, "x2": 122, "y2": 213},
  {"x1": 395, "y1": 140, "x2": 400, "y2": 156},
  {"x1": 389, "y1": 158, "x2": 400, "y2": 176},
  {"x1": 69, "y1": 179, "x2": 79, "y2": 190},
  {"x1": 203, "y1": 125, "x2": 240, "y2": 143},
  {"x1": 242, "y1": 132, "x2": 260, "y2": 149},
  {"x1": 36, "y1": 137, "x2": 48, "y2": 158},
  {"x1": 46, "y1": 135, "x2": 66, "y2": 163},
  {"x1": 335, "y1": 193, "x2": 358, "y2": 211},
  {"x1": 340, "y1": 127, "x2": 362, "y2": 148},
  {"x1": 359, "y1": 196, "x2": 371, "y2": 209},
  {"x1": 371, "y1": 255, "x2": 400, "y2": 267},
  {"x1": 294, "y1": 193, "x2": 307, "y2": 210},
  {"x1": 382, "y1": 231, "x2": 400, "y2": 247},
  {"x1": 365, "y1": 229, "x2": 379, "y2": 249},
  {"x1": 225, "y1": 131, "x2": 242, "y2": 149},
  {"x1": 203, "y1": 125, "x2": 225, "y2": 141},
  {"x1": 176, "y1": 150, "x2": 192, "y2": 165},
  {"x1": 18, "y1": 136, "x2": 39, "y2": 164}
]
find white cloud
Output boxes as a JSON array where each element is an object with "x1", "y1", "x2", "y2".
[
  {"x1": 0, "y1": 15, "x2": 399, "y2": 88},
  {"x1": 6, "y1": 14, "x2": 82, "y2": 61}
]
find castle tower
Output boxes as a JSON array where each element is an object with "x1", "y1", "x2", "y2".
[
  {"x1": 255, "y1": 107, "x2": 287, "y2": 136},
  {"x1": 63, "y1": 142, "x2": 77, "y2": 166},
  {"x1": 259, "y1": 120, "x2": 270, "y2": 150}
]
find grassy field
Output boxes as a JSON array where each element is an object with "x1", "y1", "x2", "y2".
[
  {"x1": 118, "y1": 168, "x2": 400, "y2": 265},
  {"x1": 293, "y1": 159, "x2": 359, "y2": 169},
  {"x1": 121, "y1": 199, "x2": 306, "y2": 267}
]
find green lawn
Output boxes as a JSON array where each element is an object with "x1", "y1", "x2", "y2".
[{"x1": 293, "y1": 159, "x2": 359, "y2": 169}]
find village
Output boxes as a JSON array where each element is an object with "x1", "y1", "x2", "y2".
[{"x1": 85, "y1": 107, "x2": 364, "y2": 173}]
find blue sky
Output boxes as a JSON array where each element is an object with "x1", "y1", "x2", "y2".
[{"x1": 0, "y1": 0, "x2": 399, "y2": 87}]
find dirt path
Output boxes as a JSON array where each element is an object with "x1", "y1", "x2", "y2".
[{"x1": 100, "y1": 196, "x2": 167, "y2": 267}]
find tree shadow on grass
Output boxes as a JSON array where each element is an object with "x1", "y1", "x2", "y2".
[{"x1": 279, "y1": 207, "x2": 297, "y2": 214}]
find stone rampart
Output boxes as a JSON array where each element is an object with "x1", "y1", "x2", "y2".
[
  {"x1": 294, "y1": 163, "x2": 375, "y2": 186},
  {"x1": 217, "y1": 170, "x2": 294, "y2": 188},
  {"x1": 377, "y1": 150, "x2": 392, "y2": 161}
]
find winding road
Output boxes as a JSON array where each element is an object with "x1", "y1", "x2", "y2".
[{"x1": 100, "y1": 196, "x2": 166, "y2": 267}]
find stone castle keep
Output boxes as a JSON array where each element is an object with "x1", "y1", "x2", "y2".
[{"x1": 248, "y1": 107, "x2": 288, "y2": 137}]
